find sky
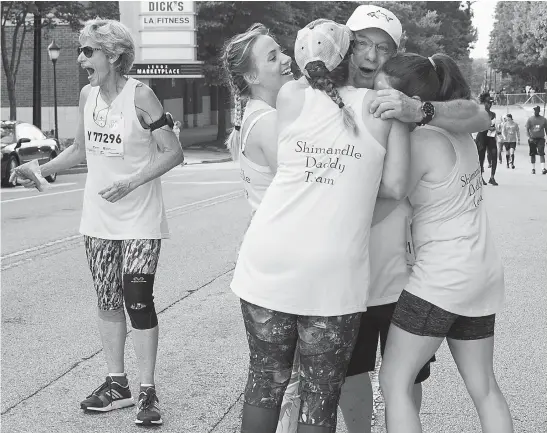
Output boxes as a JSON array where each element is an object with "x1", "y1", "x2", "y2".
[{"x1": 469, "y1": 0, "x2": 498, "y2": 59}]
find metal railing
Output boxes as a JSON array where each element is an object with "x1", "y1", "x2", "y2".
[{"x1": 499, "y1": 93, "x2": 546, "y2": 106}]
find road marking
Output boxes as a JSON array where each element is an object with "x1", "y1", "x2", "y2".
[
  {"x1": 0, "y1": 182, "x2": 77, "y2": 194},
  {"x1": 1, "y1": 188, "x2": 84, "y2": 204},
  {"x1": 1, "y1": 191, "x2": 244, "y2": 267},
  {"x1": 165, "y1": 190, "x2": 241, "y2": 215},
  {"x1": 1, "y1": 234, "x2": 83, "y2": 260}
]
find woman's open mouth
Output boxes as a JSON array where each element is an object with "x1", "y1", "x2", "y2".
[{"x1": 85, "y1": 67, "x2": 96, "y2": 81}]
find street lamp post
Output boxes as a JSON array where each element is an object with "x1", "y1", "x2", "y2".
[{"x1": 47, "y1": 40, "x2": 60, "y2": 141}]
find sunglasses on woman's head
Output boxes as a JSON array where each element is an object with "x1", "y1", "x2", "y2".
[{"x1": 77, "y1": 46, "x2": 101, "y2": 58}]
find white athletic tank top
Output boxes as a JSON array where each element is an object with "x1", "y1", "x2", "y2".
[
  {"x1": 239, "y1": 99, "x2": 276, "y2": 212},
  {"x1": 405, "y1": 125, "x2": 504, "y2": 316},
  {"x1": 367, "y1": 199, "x2": 414, "y2": 307},
  {"x1": 80, "y1": 77, "x2": 169, "y2": 240},
  {"x1": 231, "y1": 86, "x2": 386, "y2": 316}
]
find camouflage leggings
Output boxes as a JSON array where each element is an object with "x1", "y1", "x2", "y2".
[
  {"x1": 240, "y1": 300, "x2": 361, "y2": 430},
  {"x1": 84, "y1": 236, "x2": 161, "y2": 311}
]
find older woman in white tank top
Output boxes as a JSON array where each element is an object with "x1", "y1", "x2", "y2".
[
  {"x1": 12, "y1": 19, "x2": 183, "y2": 426},
  {"x1": 374, "y1": 53, "x2": 513, "y2": 433}
]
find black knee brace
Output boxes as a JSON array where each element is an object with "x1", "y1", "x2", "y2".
[{"x1": 123, "y1": 274, "x2": 158, "y2": 330}]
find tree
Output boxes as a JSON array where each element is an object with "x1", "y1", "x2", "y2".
[
  {"x1": 489, "y1": 1, "x2": 547, "y2": 88},
  {"x1": 1, "y1": 1, "x2": 119, "y2": 120},
  {"x1": 197, "y1": 1, "x2": 299, "y2": 142},
  {"x1": 197, "y1": 1, "x2": 480, "y2": 140}
]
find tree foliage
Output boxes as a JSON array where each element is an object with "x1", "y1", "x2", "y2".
[
  {"x1": 489, "y1": 1, "x2": 547, "y2": 87},
  {"x1": 1, "y1": 1, "x2": 119, "y2": 119},
  {"x1": 195, "y1": 1, "x2": 479, "y2": 138}
]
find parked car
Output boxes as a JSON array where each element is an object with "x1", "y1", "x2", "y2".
[{"x1": 1, "y1": 120, "x2": 60, "y2": 187}]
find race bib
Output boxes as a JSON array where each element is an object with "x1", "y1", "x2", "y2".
[
  {"x1": 405, "y1": 216, "x2": 415, "y2": 267},
  {"x1": 85, "y1": 114, "x2": 125, "y2": 157},
  {"x1": 86, "y1": 130, "x2": 124, "y2": 157}
]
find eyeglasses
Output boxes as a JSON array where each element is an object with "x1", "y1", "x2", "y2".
[
  {"x1": 353, "y1": 37, "x2": 394, "y2": 57},
  {"x1": 77, "y1": 46, "x2": 101, "y2": 58}
]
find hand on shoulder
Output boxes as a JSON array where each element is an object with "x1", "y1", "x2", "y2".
[{"x1": 369, "y1": 88, "x2": 422, "y2": 122}]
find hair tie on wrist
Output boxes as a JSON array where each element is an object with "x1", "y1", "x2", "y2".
[
  {"x1": 235, "y1": 125, "x2": 241, "y2": 131},
  {"x1": 338, "y1": 102, "x2": 345, "y2": 109},
  {"x1": 428, "y1": 57, "x2": 437, "y2": 70}
]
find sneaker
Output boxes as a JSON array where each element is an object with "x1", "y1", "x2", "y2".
[
  {"x1": 489, "y1": 178, "x2": 498, "y2": 186},
  {"x1": 482, "y1": 177, "x2": 487, "y2": 185},
  {"x1": 135, "y1": 387, "x2": 163, "y2": 426},
  {"x1": 81, "y1": 376, "x2": 134, "y2": 412},
  {"x1": 543, "y1": 169, "x2": 547, "y2": 175},
  {"x1": 512, "y1": 164, "x2": 515, "y2": 169},
  {"x1": 532, "y1": 169, "x2": 536, "y2": 174}
]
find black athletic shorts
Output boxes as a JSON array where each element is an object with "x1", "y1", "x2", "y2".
[
  {"x1": 529, "y1": 138, "x2": 546, "y2": 157},
  {"x1": 346, "y1": 302, "x2": 435, "y2": 383},
  {"x1": 392, "y1": 290, "x2": 496, "y2": 340},
  {"x1": 503, "y1": 142, "x2": 516, "y2": 150}
]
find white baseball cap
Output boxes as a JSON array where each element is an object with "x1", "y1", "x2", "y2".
[
  {"x1": 346, "y1": 5, "x2": 402, "y2": 48},
  {"x1": 295, "y1": 19, "x2": 354, "y2": 78}
]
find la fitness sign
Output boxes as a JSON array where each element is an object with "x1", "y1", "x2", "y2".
[
  {"x1": 119, "y1": 1, "x2": 202, "y2": 76},
  {"x1": 141, "y1": 1, "x2": 194, "y2": 28}
]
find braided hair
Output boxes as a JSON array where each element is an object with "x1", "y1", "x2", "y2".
[
  {"x1": 221, "y1": 23, "x2": 269, "y2": 160},
  {"x1": 304, "y1": 48, "x2": 357, "y2": 135}
]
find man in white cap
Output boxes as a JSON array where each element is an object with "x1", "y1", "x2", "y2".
[
  {"x1": 338, "y1": 5, "x2": 492, "y2": 433},
  {"x1": 348, "y1": 4, "x2": 490, "y2": 132}
]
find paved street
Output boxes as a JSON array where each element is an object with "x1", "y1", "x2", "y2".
[{"x1": 1, "y1": 142, "x2": 546, "y2": 432}]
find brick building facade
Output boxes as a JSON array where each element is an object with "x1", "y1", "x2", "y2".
[{"x1": 1, "y1": 23, "x2": 222, "y2": 139}]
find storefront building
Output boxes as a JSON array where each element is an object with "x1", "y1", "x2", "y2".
[
  {"x1": 1, "y1": 1, "x2": 223, "y2": 139},
  {"x1": 119, "y1": 1, "x2": 210, "y2": 128}
]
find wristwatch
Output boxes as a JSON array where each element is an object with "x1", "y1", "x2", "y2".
[{"x1": 416, "y1": 101, "x2": 435, "y2": 126}]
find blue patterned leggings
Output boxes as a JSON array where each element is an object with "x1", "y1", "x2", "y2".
[{"x1": 240, "y1": 300, "x2": 361, "y2": 430}]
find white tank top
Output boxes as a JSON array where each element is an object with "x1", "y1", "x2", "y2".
[
  {"x1": 239, "y1": 100, "x2": 276, "y2": 212},
  {"x1": 405, "y1": 125, "x2": 504, "y2": 316},
  {"x1": 367, "y1": 199, "x2": 413, "y2": 307},
  {"x1": 231, "y1": 86, "x2": 386, "y2": 316},
  {"x1": 80, "y1": 78, "x2": 169, "y2": 240}
]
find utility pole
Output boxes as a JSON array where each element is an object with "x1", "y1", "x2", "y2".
[{"x1": 32, "y1": 2, "x2": 41, "y2": 129}]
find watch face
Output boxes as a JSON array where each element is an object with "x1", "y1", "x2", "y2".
[{"x1": 423, "y1": 102, "x2": 435, "y2": 117}]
